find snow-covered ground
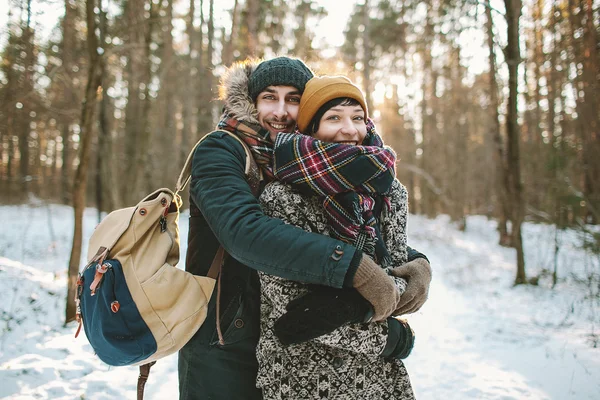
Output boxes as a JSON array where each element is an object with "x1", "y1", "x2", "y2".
[{"x1": 1, "y1": 202, "x2": 599, "y2": 399}]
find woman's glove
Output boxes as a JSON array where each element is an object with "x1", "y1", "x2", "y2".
[
  {"x1": 274, "y1": 286, "x2": 373, "y2": 346},
  {"x1": 390, "y1": 258, "x2": 432, "y2": 315},
  {"x1": 353, "y1": 254, "x2": 403, "y2": 321}
]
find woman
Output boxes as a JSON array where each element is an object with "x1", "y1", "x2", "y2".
[{"x1": 256, "y1": 76, "x2": 418, "y2": 399}]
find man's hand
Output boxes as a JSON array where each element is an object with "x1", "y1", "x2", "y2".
[
  {"x1": 390, "y1": 258, "x2": 432, "y2": 315},
  {"x1": 353, "y1": 254, "x2": 402, "y2": 321}
]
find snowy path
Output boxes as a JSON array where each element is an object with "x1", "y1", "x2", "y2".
[
  {"x1": 407, "y1": 279, "x2": 598, "y2": 400},
  {"x1": 0, "y1": 204, "x2": 598, "y2": 399},
  {"x1": 404, "y1": 215, "x2": 600, "y2": 400}
]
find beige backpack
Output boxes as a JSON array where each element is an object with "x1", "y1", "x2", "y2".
[{"x1": 75, "y1": 131, "x2": 259, "y2": 399}]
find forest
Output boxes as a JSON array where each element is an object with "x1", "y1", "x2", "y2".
[{"x1": 0, "y1": 0, "x2": 599, "y2": 294}]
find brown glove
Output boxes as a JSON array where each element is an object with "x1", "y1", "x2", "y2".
[
  {"x1": 390, "y1": 257, "x2": 432, "y2": 316},
  {"x1": 353, "y1": 254, "x2": 402, "y2": 321}
]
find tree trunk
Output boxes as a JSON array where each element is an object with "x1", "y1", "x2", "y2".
[
  {"x1": 532, "y1": 0, "x2": 543, "y2": 145},
  {"x1": 196, "y1": 0, "x2": 215, "y2": 136},
  {"x1": 485, "y1": 1, "x2": 511, "y2": 246},
  {"x1": 61, "y1": 124, "x2": 72, "y2": 204},
  {"x1": 8, "y1": 134, "x2": 14, "y2": 186},
  {"x1": 207, "y1": 0, "x2": 215, "y2": 122},
  {"x1": 419, "y1": 6, "x2": 438, "y2": 218},
  {"x1": 97, "y1": 6, "x2": 118, "y2": 214},
  {"x1": 566, "y1": 0, "x2": 594, "y2": 221},
  {"x1": 246, "y1": 0, "x2": 259, "y2": 56},
  {"x1": 207, "y1": 0, "x2": 214, "y2": 70},
  {"x1": 504, "y1": 0, "x2": 527, "y2": 285},
  {"x1": 60, "y1": 0, "x2": 78, "y2": 205},
  {"x1": 2, "y1": 27, "x2": 18, "y2": 202},
  {"x1": 182, "y1": 0, "x2": 196, "y2": 164},
  {"x1": 123, "y1": 0, "x2": 148, "y2": 203},
  {"x1": 195, "y1": 0, "x2": 210, "y2": 134},
  {"x1": 156, "y1": 0, "x2": 176, "y2": 186},
  {"x1": 581, "y1": 0, "x2": 600, "y2": 222},
  {"x1": 222, "y1": 0, "x2": 239, "y2": 66},
  {"x1": 294, "y1": 0, "x2": 310, "y2": 57},
  {"x1": 137, "y1": 0, "x2": 159, "y2": 195},
  {"x1": 362, "y1": 0, "x2": 373, "y2": 112},
  {"x1": 18, "y1": 3, "x2": 34, "y2": 198},
  {"x1": 65, "y1": 0, "x2": 104, "y2": 323}
]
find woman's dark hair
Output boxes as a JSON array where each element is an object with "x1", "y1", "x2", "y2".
[{"x1": 306, "y1": 97, "x2": 364, "y2": 135}]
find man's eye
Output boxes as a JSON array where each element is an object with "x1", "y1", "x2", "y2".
[
  {"x1": 263, "y1": 95, "x2": 275, "y2": 100},
  {"x1": 288, "y1": 97, "x2": 301, "y2": 103}
]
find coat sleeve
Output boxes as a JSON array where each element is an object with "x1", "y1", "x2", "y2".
[
  {"x1": 383, "y1": 180, "x2": 430, "y2": 265},
  {"x1": 190, "y1": 131, "x2": 360, "y2": 287},
  {"x1": 381, "y1": 179, "x2": 410, "y2": 268},
  {"x1": 258, "y1": 180, "x2": 400, "y2": 358}
]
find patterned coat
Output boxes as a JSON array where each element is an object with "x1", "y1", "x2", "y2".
[{"x1": 257, "y1": 179, "x2": 416, "y2": 400}]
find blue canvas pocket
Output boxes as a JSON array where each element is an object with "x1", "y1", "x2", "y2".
[{"x1": 79, "y1": 259, "x2": 157, "y2": 366}]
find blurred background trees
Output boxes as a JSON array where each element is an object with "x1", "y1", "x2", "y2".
[{"x1": 0, "y1": 0, "x2": 599, "y2": 285}]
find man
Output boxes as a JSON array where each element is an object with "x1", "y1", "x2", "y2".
[{"x1": 178, "y1": 57, "x2": 432, "y2": 399}]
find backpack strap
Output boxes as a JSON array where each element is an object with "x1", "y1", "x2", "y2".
[
  {"x1": 176, "y1": 130, "x2": 262, "y2": 346},
  {"x1": 137, "y1": 361, "x2": 156, "y2": 400},
  {"x1": 206, "y1": 246, "x2": 225, "y2": 280},
  {"x1": 175, "y1": 130, "x2": 262, "y2": 195},
  {"x1": 212, "y1": 246, "x2": 226, "y2": 345}
]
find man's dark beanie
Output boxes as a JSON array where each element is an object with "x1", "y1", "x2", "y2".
[{"x1": 248, "y1": 57, "x2": 314, "y2": 101}]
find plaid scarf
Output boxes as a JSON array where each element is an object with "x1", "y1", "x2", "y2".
[
  {"x1": 217, "y1": 113, "x2": 276, "y2": 180},
  {"x1": 272, "y1": 120, "x2": 396, "y2": 255}
]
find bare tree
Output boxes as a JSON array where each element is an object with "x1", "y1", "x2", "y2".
[
  {"x1": 504, "y1": 0, "x2": 527, "y2": 284},
  {"x1": 246, "y1": 0, "x2": 259, "y2": 57},
  {"x1": 96, "y1": 3, "x2": 118, "y2": 214},
  {"x1": 182, "y1": 0, "x2": 196, "y2": 165},
  {"x1": 59, "y1": 0, "x2": 79, "y2": 205},
  {"x1": 222, "y1": 0, "x2": 239, "y2": 66},
  {"x1": 65, "y1": 0, "x2": 104, "y2": 323},
  {"x1": 18, "y1": 0, "x2": 34, "y2": 197},
  {"x1": 485, "y1": 0, "x2": 511, "y2": 246},
  {"x1": 361, "y1": 0, "x2": 373, "y2": 113}
]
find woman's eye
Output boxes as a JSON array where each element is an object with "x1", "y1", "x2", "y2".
[
  {"x1": 326, "y1": 115, "x2": 340, "y2": 121},
  {"x1": 353, "y1": 116, "x2": 364, "y2": 121}
]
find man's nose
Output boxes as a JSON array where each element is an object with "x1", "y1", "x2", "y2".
[{"x1": 272, "y1": 100, "x2": 288, "y2": 119}]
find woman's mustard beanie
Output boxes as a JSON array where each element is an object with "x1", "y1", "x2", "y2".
[{"x1": 297, "y1": 76, "x2": 368, "y2": 133}]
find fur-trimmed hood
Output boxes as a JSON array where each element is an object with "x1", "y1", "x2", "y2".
[{"x1": 218, "y1": 60, "x2": 261, "y2": 125}]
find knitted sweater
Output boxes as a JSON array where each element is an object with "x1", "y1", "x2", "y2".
[{"x1": 256, "y1": 179, "x2": 415, "y2": 400}]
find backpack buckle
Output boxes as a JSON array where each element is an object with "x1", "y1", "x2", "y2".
[{"x1": 89, "y1": 262, "x2": 110, "y2": 296}]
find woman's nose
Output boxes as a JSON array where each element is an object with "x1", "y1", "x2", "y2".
[{"x1": 339, "y1": 119, "x2": 357, "y2": 135}]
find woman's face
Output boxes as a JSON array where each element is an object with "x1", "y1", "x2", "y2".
[{"x1": 313, "y1": 105, "x2": 367, "y2": 145}]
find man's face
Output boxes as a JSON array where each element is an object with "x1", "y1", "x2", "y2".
[{"x1": 255, "y1": 85, "x2": 301, "y2": 141}]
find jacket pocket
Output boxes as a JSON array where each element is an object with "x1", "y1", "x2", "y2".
[{"x1": 213, "y1": 292, "x2": 259, "y2": 347}]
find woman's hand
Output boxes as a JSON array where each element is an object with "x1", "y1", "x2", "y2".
[{"x1": 390, "y1": 258, "x2": 432, "y2": 315}]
